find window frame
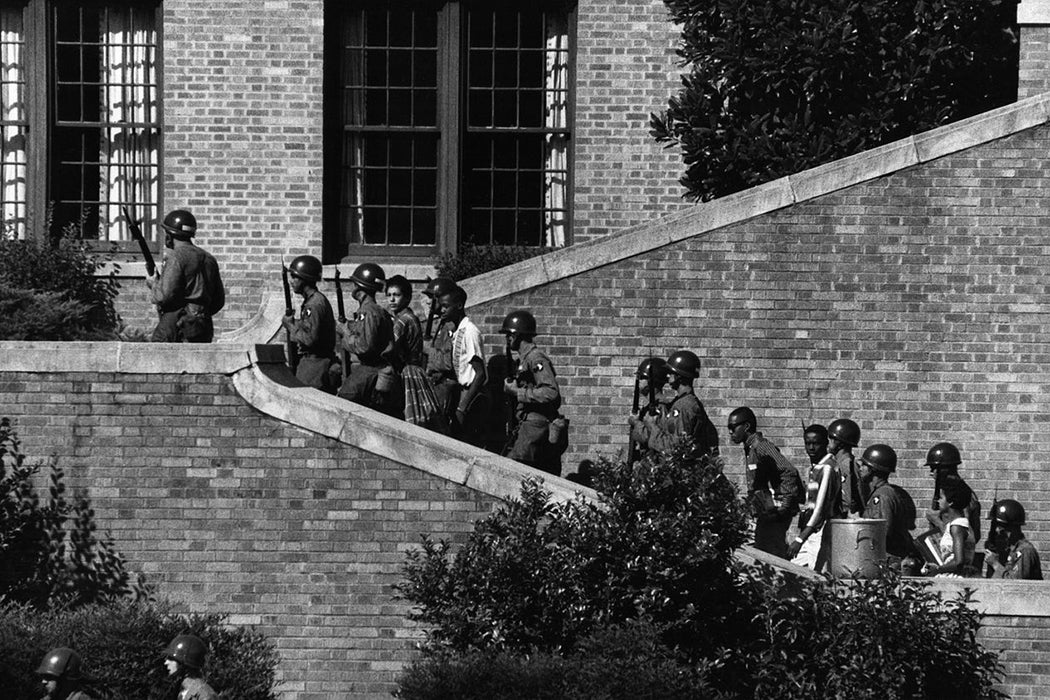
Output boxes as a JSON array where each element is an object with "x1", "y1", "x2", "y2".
[
  {"x1": 323, "y1": 0, "x2": 575, "y2": 263},
  {"x1": 17, "y1": 0, "x2": 164, "y2": 251}
]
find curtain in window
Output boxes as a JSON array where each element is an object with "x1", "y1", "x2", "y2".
[
  {"x1": 543, "y1": 12, "x2": 568, "y2": 248},
  {"x1": 101, "y1": 8, "x2": 158, "y2": 241},
  {"x1": 0, "y1": 6, "x2": 26, "y2": 239},
  {"x1": 344, "y1": 14, "x2": 366, "y2": 244}
]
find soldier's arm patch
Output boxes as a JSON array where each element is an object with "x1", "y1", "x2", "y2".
[
  {"x1": 304, "y1": 308, "x2": 311, "y2": 317},
  {"x1": 872, "y1": 496, "x2": 881, "y2": 505},
  {"x1": 534, "y1": 362, "x2": 544, "y2": 371}
]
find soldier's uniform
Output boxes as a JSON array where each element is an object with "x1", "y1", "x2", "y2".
[
  {"x1": 648, "y1": 390, "x2": 719, "y2": 457},
  {"x1": 178, "y1": 677, "x2": 218, "y2": 700},
  {"x1": 988, "y1": 538, "x2": 1043, "y2": 580},
  {"x1": 506, "y1": 341, "x2": 562, "y2": 475},
  {"x1": 290, "y1": 286, "x2": 336, "y2": 392},
  {"x1": 338, "y1": 294, "x2": 397, "y2": 412},
  {"x1": 834, "y1": 449, "x2": 863, "y2": 517},
  {"x1": 151, "y1": 243, "x2": 225, "y2": 342},
  {"x1": 743, "y1": 431, "x2": 803, "y2": 558},
  {"x1": 863, "y1": 481, "x2": 918, "y2": 560}
]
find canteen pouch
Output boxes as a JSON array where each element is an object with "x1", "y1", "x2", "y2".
[{"x1": 549, "y1": 414, "x2": 569, "y2": 454}]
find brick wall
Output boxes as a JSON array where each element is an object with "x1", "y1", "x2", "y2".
[
  {"x1": 468, "y1": 123, "x2": 1050, "y2": 564},
  {"x1": 1019, "y1": 25, "x2": 1050, "y2": 98},
  {"x1": 0, "y1": 369, "x2": 497, "y2": 699}
]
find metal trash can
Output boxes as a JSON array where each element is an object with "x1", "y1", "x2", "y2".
[{"x1": 827, "y1": 518, "x2": 887, "y2": 578}]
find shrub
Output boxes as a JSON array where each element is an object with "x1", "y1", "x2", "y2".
[
  {"x1": 0, "y1": 417, "x2": 150, "y2": 609},
  {"x1": 433, "y1": 245, "x2": 551, "y2": 281},
  {"x1": 0, "y1": 601, "x2": 279, "y2": 700},
  {"x1": 0, "y1": 220, "x2": 122, "y2": 339}
]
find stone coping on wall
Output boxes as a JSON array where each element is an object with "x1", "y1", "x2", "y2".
[
  {"x1": 0, "y1": 340, "x2": 251, "y2": 374},
  {"x1": 464, "y1": 91, "x2": 1050, "y2": 307}
]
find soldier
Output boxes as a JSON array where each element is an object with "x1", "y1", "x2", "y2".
[
  {"x1": 923, "y1": 442, "x2": 981, "y2": 541},
  {"x1": 503, "y1": 309, "x2": 563, "y2": 475},
  {"x1": 787, "y1": 424, "x2": 840, "y2": 572},
  {"x1": 36, "y1": 648, "x2": 97, "y2": 700},
  {"x1": 280, "y1": 255, "x2": 336, "y2": 393},
  {"x1": 337, "y1": 263, "x2": 399, "y2": 415},
  {"x1": 437, "y1": 286, "x2": 487, "y2": 444},
  {"x1": 984, "y1": 499, "x2": 1043, "y2": 580},
  {"x1": 627, "y1": 356, "x2": 668, "y2": 462},
  {"x1": 827, "y1": 418, "x2": 862, "y2": 517},
  {"x1": 162, "y1": 634, "x2": 218, "y2": 700},
  {"x1": 857, "y1": 444, "x2": 922, "y2": 563},
  {"x1": 147, "y1": 209, "x2": 225, "y2": 342},
  {"x1": 728, "y1": 406, "x2": 803, "y2": 559},
  {"x1": 423, "y1": 277, "x2": 460, "y2": 420},
  {"x1": 632, "y1": 350, "x2": 719, "y2": 460}
]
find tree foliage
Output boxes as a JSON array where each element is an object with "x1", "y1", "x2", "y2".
[
  {"x1": 396, "y1": 446, "x2": 1007, "y2": 698},
  {"x1": 651, "y1": 0, "x2": 1019, "y2": 201},
  {"x1": 0, "y1": 418, "x2": 150, "y2": 609}
]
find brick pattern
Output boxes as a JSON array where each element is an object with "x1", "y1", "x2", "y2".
[
  {"x1": 0, "y1": 371, "x2": 497, "y2": 699},
  {"x1": 468, "y1": 124, "x2": 1050, "y2": 566},
  {"x1": 1019, "y1": 25, "x2": 1050, "y2": 99},
  {"x1": 980, "y1": 616, "x2": 1050, "y2": 697}
]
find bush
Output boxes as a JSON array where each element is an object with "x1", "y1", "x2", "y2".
[
  {"x1": 651, "y1": 0, "x2": 1018, "y2": 202},
  {"x1": 433, "y1": 245, "x2": 551, "y2": 281},
  {"x1": 0, "y1": 417, "x2": 150, "y2": 609},
  {"x1": 0, "y1": 601, "x2": 279, "y2": 700},
  {"x1": 0, "y1": 220, "x2": 122, "y2": 339}
]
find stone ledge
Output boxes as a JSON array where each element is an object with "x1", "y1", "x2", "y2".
[{"x1": 0, "y1": 341, "x2": 251, "y2": 374}]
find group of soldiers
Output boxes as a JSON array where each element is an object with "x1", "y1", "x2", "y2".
[
  {"x1": 141, "y1": 209, "x2": 1041, "y2": 579},
  {"x1": 625, "y1": 354, "x2": 1041, "y2": 580},
  {"x1": 34, "y1": 634, "x2": 216, "y2": 700}
]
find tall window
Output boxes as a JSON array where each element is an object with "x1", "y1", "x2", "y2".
[
  {"x1": 0, "y1": 1, "x2": 160, "y2": 244},
  {"x1": 326, "y1": 1, "x2": 572, "y2": 261}
]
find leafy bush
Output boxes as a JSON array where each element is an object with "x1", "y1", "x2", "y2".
[
  {"x1": 651, "y1": 0, "x2": 1018, "y2": 201},
  {"x1": 0, "y1": 601, "x2": 279, "y2": 700},
  {"x1": 0, "y1": 417, "x2": 150, "y2": 609},
  {"x1": 433, "y1": 245, "x2": 551, "y2": 281},
  {"x1": 397, "y1": 445, "x2": 1006, "y2": 698},
  {"x1": 0, "y1": 219, "x2": 122, "y2": 339},
  {"x1": 398, "y1": 447, "x2": 750, "y2": 658}
]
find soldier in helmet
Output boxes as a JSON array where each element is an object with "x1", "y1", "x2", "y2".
[
  {"x1": 503, "y1": 309, "x2": 563, "y2": 475},
  {"x1": 728, "y1": 406, "x2": 802, "y2": 558},
  {"x1": 923, "y1": 442, "x2": 981, "y2": 541},
  {"x1": 280, "y1": 255, "x2": 336, "y2": 392},
  {"x1": 827, "y1": 418, "x2": 863, "y2": 517},
  {"x1": 858, "y1": 444, "x2": 921, "y2": 563},
  {"x1": 36, "y1": 647, "x2": 97, "y2": 700},
  {"x1": 626, "y1": 356, "x2": 668, "y2": 463},
  {"x1": 337, "y1": 262, "x2": 399, "y2": 415},
  {"x1": 147, "y1": 209, "x2": 225, "y2": 343},
  {"x1": 423, "y1": 277, "x2": 461, "y2": 422},
  {"x1": 631, "y1": 350, "x2": 718, "y2": 460},
  {"x1": 163, "y1": 634, "x2": 218, "y2": 700},
  {"x1": 984, "y1": 499, "x2": 1043, "y2": 580},
  {"x1": 436, "y1": 286, "x2": 487, "y2": 444}
]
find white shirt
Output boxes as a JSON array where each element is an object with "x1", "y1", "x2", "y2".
[{"x1": 452, "y1": 316, "x2": 484, "y2": 387}]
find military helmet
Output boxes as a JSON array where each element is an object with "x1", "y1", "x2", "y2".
[
  {"x1": 924, "y1": 442, "x2": 961, "y2": 469},
  {"x1": 991, "y1": 499, "x2": 1026, "y2": 527},
  {"x1": 422, "y1": 276, "x2": 457, "y2": 300},
  {"x1": 827, "y1": 418, "x2": 861, "y2": 447},
  {"x1": 635, "y1": 357, "x2": 668, "y2": 382},
  {"x1": 288, "y1": 255, "x2": 322, "y2": 284},
  {"x1": 501, "y1": 309, "x2": 537, "y2": 337},
  {"x1": 161, "y1": 209, "x2": 197, "y2": 238},
  {"x1": 36, "y1": 648, "x2": 82, "y2": 680},
  {"x1": 163, "y1": 634, "x2": 207, "y2": 671},
  {"x1": 728, "y1": 406, "x2": 757, "y2": 430},
  {"x1": 860, "y1": 444, "x2": 897, "y2": 473},
  {"x1": 350, "y1": 262, "x2": 386, "y2": 292},
  {"x1": 665, "y1": 350, "x2": 701, "y2": 380}
]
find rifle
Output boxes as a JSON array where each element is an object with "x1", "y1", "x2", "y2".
[
  {"x1": 281, "y1": 265, "x2": 299, "y2": 372},
  {"x1": 931, "y1": 469, "x2": 942, "y2": 511},
  {"x1": 424, "y1": 280, "x2": 438, "y2": 341},
  {"x1": 505, "y1": 336, "x2": 519, "y2": 442},
  {"x1": 626, "y1": 368, "x2": 642, "y2": 464},
  {"x1": 333, "y1": 268, "x2": 349, "y2": 380},
  {"x1": 122, "y1": 205, "x2": 155, "y2": 276}
]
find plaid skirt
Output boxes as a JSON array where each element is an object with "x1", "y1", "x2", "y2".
[{"x1": 403, "y1": 364, "x2": 448, "y2": 433}]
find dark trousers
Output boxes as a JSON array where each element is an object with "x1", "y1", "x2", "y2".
[
  {"x1": 339, "y1": 363, "x2": 401, "y2": 416},
  {"x1": 151, "y1": 309, "x2": 213, "y2": 343},
  {"x1": 506, "y1": 416, "x2": 561, "y2": 477},
  {"x1": 754, "y1": 514, "x2": 793, "y2": 559},
  {"x1": 296, "y1": 356, "x2": 335, "y2": 393}
]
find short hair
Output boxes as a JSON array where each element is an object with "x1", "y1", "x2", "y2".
[
  {"x1": 441, "y1": 285, "x2": 467, "y2": 306},
  {"x1": 942, "y1": 479, "x2": 974, "y2": 512},
  {"x1": 804, "y1": 424, "x2": 828, "y2": 441},
  {"x1": 386, "y1": 275, "x2": 412, "y2": 300},
  {"x1": 728, "y1": 406, "x2": 757, "y2": 430}
]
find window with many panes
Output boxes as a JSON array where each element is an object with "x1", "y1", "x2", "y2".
[
  {"x1": 325, "y1": 0, "x2": 572, "y2": 261},
  {"x1": 1, "y1": 0, "x2": 160, "y2": 245}
]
